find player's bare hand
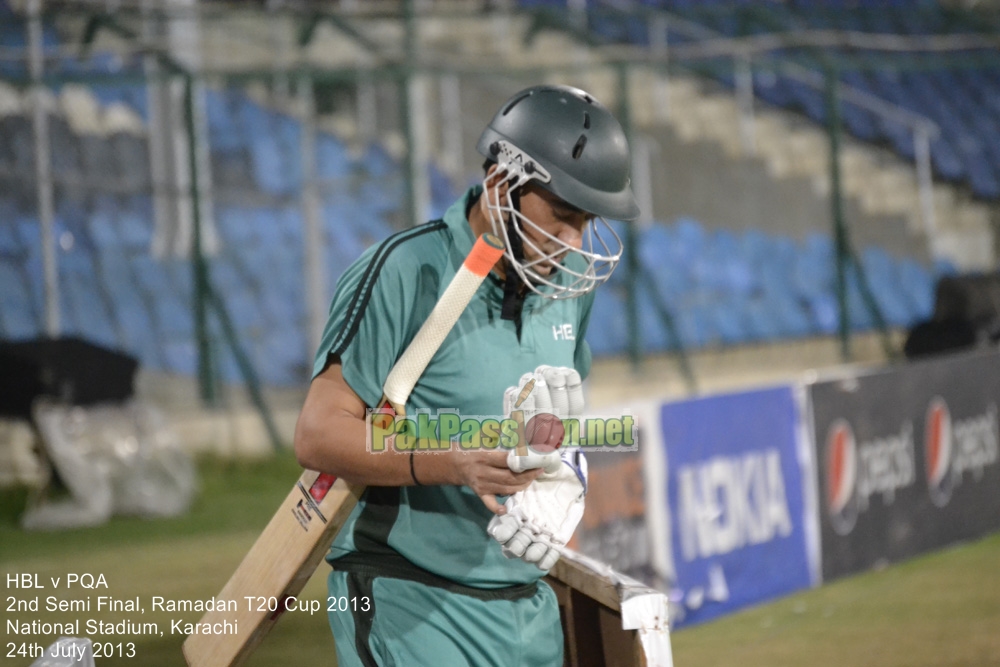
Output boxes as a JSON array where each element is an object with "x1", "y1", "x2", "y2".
[{"x1": 448, "y1": 450, "x2": 543, "y2": 515}]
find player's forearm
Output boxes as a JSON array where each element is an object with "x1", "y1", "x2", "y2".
[
  {"x1": 294, "y1": 410, "x2": 403, "y2": 485},
  {"x1": 293, "y1": 410, "x2": 462, "y2": 487}
]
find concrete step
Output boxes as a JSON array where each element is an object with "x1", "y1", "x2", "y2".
[{"x1": 649, "y1": 73, "x2": 994, "y2": 270}]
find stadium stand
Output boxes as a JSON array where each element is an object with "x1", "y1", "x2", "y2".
[
  {"x1": 0, "y1": 2, "x2": 976, "y2": 390},
  {"x1": 557, "y1": 0, "x2": 1000, "y2": 202}
]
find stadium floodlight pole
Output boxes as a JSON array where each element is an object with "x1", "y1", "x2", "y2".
[
  {"x1": 181, "y1": 74, "x2": 218, "y2": 407},
  {"x1": 296, "y1": 71, "x2": 328, "y2": 360},
  {"x1": 822, "y1": 61, "x2": 852, "y2": 361},
  {"x1": 914, "y1": 125, "x2": 937, "y2": 240},
  {"x1": 822, "y1": 60, "x2": 895, "y2": 363},
  {"x1": 617, "y1": 63, "x2": 643, "y2": 372},
  {"x1": 734, "y1": 52, "x2": 756, "y2": 154},
  {"x1": 401, "y1": 0, "x2": 431, "y2": 229},
  {"x1": 27, "y1": 0, "x2": 60, "y2": 338}
]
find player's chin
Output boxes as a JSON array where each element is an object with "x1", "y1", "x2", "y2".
[{"x1": 530, "y1": 255, "x2": 565, "y2": 277}]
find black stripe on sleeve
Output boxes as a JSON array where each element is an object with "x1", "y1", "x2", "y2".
[{"x1": 330, "y1": 221, "x2": 446, "y2": 360}]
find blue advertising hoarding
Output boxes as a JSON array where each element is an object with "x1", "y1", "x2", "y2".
[{"x1": 660, "y1": 386, "x2": 816, "y2": 626}]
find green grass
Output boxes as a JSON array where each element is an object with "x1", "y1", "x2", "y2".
[
  {"x1": 671, "y1": 532, "x2": 1000, "y2": 667},
  {"x1": 0, "y1": 455, "x2": 306, "y2": 563},
  {"x1": 2, "y1": 455, "x2": 999, "y2": 666}
]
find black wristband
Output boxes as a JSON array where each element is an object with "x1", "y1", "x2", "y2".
[{"x1": 410, "y1": 451, "x2": 423, "y2": 486}]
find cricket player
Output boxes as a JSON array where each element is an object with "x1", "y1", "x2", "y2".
[{"x1": 294, "y1": 84, "x2": 640, "y2": 666}]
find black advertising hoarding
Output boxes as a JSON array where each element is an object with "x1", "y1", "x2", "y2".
[
  {"x1": 574, "y1": 448, "x2": 659, "y2": 585},
  {"x1": 811, "y1": 349, "x2": 1000, "y2": 581}
]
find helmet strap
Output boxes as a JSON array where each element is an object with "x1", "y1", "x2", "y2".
[{"x1": 500, "y1": 187, "x2": 526, "y2": 335}]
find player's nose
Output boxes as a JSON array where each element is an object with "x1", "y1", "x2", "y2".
[{"x1": 555, "y1": 222, "x2": 584, "y2": 251}]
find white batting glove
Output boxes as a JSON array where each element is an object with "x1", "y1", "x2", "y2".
[
  {"x1": 503, "y1": 365, "x2": 585, "y2": 419},
  {"x1": 488, "y1": 449, "x2": 588, "y2": 571},
  {"x1": 503, "y1": 366, "x2": 584, "y2": 474}
]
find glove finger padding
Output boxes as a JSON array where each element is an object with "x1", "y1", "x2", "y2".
[
  {"x1": 565, "y1": 369, "x2": 585, "y2": 416},
  {"x1": 487, "y1": 513, "x2": 520, "y2": 544},
  {"x1": 504, "y1": 367, "x2": 584, "y2": 422},
  {"x1": 506, "y1": 447, "x2": 562, "y2": 474},
  {"x1": 502, "y1": 530, "x2": 534, "y2": 559},
  {"x1": 538, "y1": 547, "x2": 561, "y2": 572},
  {"x1": 537, "y1": 366, "x2": 569, "y2": 417},
  {"x1": 523, "y1": 541, "x2": 549, "y2": 564},
  {"x1": 487, "y1": 451, "x2": 588, "y2": 571}
]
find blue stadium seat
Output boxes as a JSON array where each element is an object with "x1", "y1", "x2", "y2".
[
  {"x1": 711, "y1": 298, "x2": 751, "y2": 345},
  {"x1": 153, "y1": 293, "x2": 193, "y2": 338},
  {"x1": 253, "y1": 208, "x2": 284, "y2": 247},
  {"x1": 87, "y1": 209, "x2": 121, "y2": 249},
  {"x1": 249, "y1": 135, "x2": 289, "y2": 195},
  {"x1": 162, "y1": 339, "x2": 197, "y2": 376},
  {"x1": 65, "y1": 278, "x2": 117, "y2": 349},
  {"x1": 164, "y1": 259, "x2": 193, "y2": 307},
  {"x1": 216, "y1": 206, "x2": 258, "y2": 245},
  {"x1": 897, "y1": 258, "x2": 936, "y2": 320},
  {"x1": 109, "y1": 132, "x2": 151, "y2": 192},
  {"x1": 744, "y1": 297, "x2": 784, "y2": 340},
  {"x1": 930, "y1": 136, "x2": 965, "y2": 181},
  {"x1": 360, "y1": 142, "x2": 397, "y2": 179},
  {"x1": 277, "y1": 206, "x2": 304, "y2": 244},
  {"x1": 112, "y1": 290, "x2": 162, "y2": 366},
  {"x1": 206, "y1": 89, "x2": 244, "y2": 152},
  {"x1": 131, "y1": 255, "x2": 174, "y2": 298},
  {"x1": 932, "y1": 258, "x2": 958, "y2": 277},
  {"x1": 787, "y1": 81, "x2": 825, "y2": 123},
  {"x1": 842, "y1": 104, "x2": 878, "y2": 142},
  {"x1": 639, "y1": 226, "x2": 693, "y2": 300},
  {"x1": 635, "y1": 281, "x2": 673, "y2": 352},
  {"x1": 98, "y1": 252, "x2": 136, "y2": 301},
  {"x1": 49, "y1": 116, "x2": 82, "y2": 178},
  {"x1": 118, "y1": 209, "x2": 151, "y2": 250},
  {"x1": 223, "y1": 288, "x2": 264, "y2": 332},
  {"x1": 275, "y1": 113, "x2": 303, "y2": 189},
  {"x1": 0, "y1": 262, "x2": 36, "y2": 338},
  {"x1": 770, "y1": 291, "x2": 815, "y2": 338},
  {"x1": 317, "y1": 133, "x2": 352, "y2": 179},
  {"x1": 674, "y1": 301, "x2": 715, "y2": 349},
  {"x1": 430, "y1": 163, "x2": 460, "y2": 216},
  {"x1": 325, "y1": 211, "x2": 367, "y2": 267},
  {"x1": 259, "y1": 329, "x2": 308, "y2": 386},
  {"x1": 0, "y1": 223, "x2": 18, "y2": 255},
  {"x1": 965, "y1": 154, "x2": 1000, "y2": 199},
  {"x1": 753, "y1": 70, "x2": 791, "y2": 108},
  {"x1": 886, "y1": 120, "x2": 916, "y2": 160},
  {"x1": 585, "y1": 286, "x2": 628, "y2": 356},
  {"x1": 260, "y1": 285, "x2": 299, "y2": 328}
]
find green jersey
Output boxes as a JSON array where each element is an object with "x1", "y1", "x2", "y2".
[{"x1": 313, "y1": 186, "x2": 594, "y2": 587}]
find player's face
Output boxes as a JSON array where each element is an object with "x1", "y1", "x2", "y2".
[{"x1": 517, "y1": 185, "x2": 592, "y2": 276}]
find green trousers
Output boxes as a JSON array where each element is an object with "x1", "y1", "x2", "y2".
[{"x1": 327, "y1": 569, "x2": 563, "y2": 667}]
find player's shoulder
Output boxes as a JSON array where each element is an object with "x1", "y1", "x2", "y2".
[{"x1": 352, "y1": 219, "x2": 452, "y2": 276}]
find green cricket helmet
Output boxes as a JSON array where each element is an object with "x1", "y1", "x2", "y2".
[{"x1": 476, "y1": 84, "x2": 639, "y2": 299}]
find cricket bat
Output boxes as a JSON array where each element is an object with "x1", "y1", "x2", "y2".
[{"x1": 183, "y1": 233, "x2": 505, "y2": 667}]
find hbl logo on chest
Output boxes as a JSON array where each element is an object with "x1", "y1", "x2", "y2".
[{"x1": 552, "y1": 324, "x2": 575, "y2": 340}]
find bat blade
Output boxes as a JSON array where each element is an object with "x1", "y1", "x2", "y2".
[
  {"x1": 182, "y1": 471, "x2": 361, "y2": 666},
  {"x1": 183, "y1": 234, "x2": 504, "y2": 666}
]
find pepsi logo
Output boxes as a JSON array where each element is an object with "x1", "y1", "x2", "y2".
[
  {"x1": 824, "y1": 417, "x2": 916, "y2": 537},
  {"x1": 825, "y1": 419, "x2": 859, "y2": 536},
  {"x1": 923, "y1": 400, "x2": 999, "y2": 508},
  {"x1": 925, "y1": 397, "x2": 954, "y2": 508}
]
